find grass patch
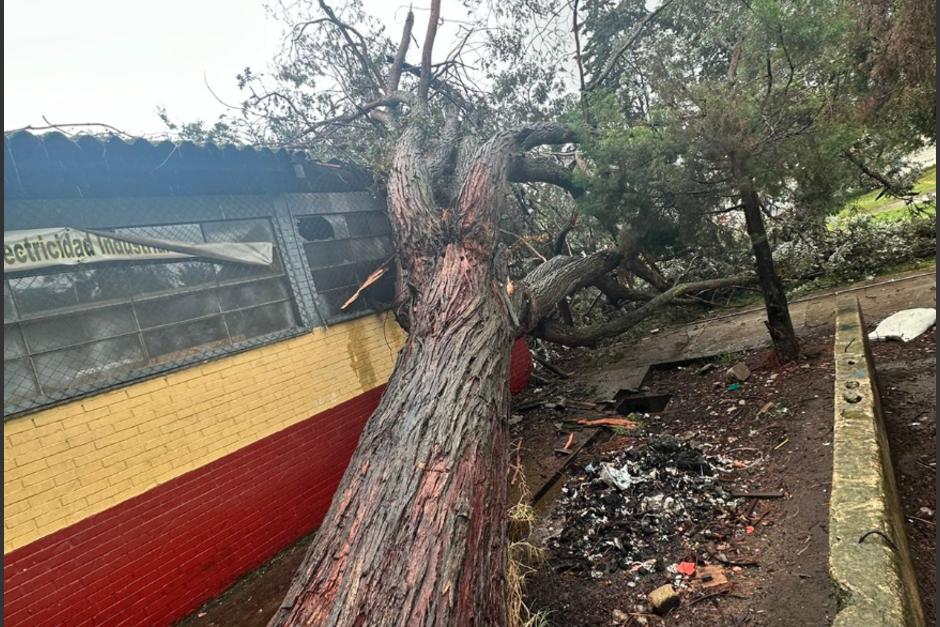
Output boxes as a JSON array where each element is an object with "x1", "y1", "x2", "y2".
[
  {"x1": 834, "y1": 165, "x2": 936, "y2": 223},
  {"x1": 914, "y1": 165, "x2": 937, "y2": 195},
  {"x1": 869, "y1": 202, "x2": 935, "y2": 224}
]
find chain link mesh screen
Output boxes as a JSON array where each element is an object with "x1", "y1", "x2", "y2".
[{"x1": 4, "y1": 218, "x2": 300, "y2": 415}]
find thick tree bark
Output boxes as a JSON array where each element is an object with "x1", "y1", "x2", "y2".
[
  {"x1": 740, "y1": 188, "x2": 799, "y2": 361},
  {"x1": 272, "y1": 123, "x2": 564, "y2": 626},
  {"x1": 270, "y1": 248, "x2": 513, "y2": 626}
]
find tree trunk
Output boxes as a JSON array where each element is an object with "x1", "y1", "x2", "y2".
[
  {"x1": 270, "y1": 246, "x2": 513, "y2": 626},
  {"x1": 269, "y1": 122, "x2": 550, "y2": 627},
  {"x1": 741, "y1": 188, "x2": 799, "y2": 362}
]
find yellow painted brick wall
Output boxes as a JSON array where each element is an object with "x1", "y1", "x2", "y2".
[{"x1": 3, "y1": 313, "x2": 406, "y2": 554}]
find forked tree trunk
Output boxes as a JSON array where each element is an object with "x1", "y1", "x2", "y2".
[
  {"x1": 269, "y1": 247, "x2": 513, "y2": 626},
  {"x1": 741, "y1": 188, "x2": 800, "y2": 362},
  {"x1": 268, "y1": 123, "x2": 535, "y2": 626}
]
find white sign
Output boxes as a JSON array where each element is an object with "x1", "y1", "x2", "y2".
[{"x1": 3, "y1": 227, "x2": 274, "y2": 272}]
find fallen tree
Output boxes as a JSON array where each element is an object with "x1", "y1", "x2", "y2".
[{"x1": 253, "y1": 4, "x2": 760, "y2": 625}]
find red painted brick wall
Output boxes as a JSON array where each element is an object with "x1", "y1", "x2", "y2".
[
  {"x1": 509, "y1": 337, "x2": 533, "y2": 394},
  {"x1": 3, "y1": 339, "x2": 531, "y2": 626}
]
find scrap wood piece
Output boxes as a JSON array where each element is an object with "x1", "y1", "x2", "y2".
[
  {"x1": 340, "y1": 257, "x2": 392, "y2": 310},
  {"x1": 695, "y1": 564, "x2": 729, "y2": 589},
  {"x1": 576, "y1": 417, "x2": 637, "y2": 429},
  {"x1": 565, "y1": 399, "x2": 599, "y2": 410},
  {"x1": 554, "y1": 432, "x2": 575, "y2": 455},
  {"x1": 531, "y1": 428, "x2": 602, "y2": 504}
]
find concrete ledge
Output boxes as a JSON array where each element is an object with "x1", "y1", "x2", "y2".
[{"x1": 829, "y1": 295, "x2": 924, "y2": 626}]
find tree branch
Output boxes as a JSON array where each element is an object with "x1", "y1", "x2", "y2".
[
  {"x1": 418, "y1": 0, "x2": 442, "y2": 102},
  {"x1": 10, "y1": 120, "x2": 135, "y2": 138},
  {"x1": 514, "y1": 250, "x2": 624, "y2": 333},
  {"x1": 387, "y1": 9, "x2": 415, "y2": 93},
  {"x1": 298, "y1": 92, "x2": 416, "y2": 136},
  {"x1": 387, "y1": 59, "x2": 474, "y2": 114},
  {"x1": 508, "y1": 156, "x2": 586, "y2": 197},
  {"x1": 627, "y1": 255, "x2": 670, "y2": 291},
  {"x1": 316, "y1": 0, "x2": 384, "y2": 96},
  {"x1": 585, "y1": 0, "x2": 677, "y2": 91},
  {"x1": 514, "y1": 122, "x2": 580, "y2": 150},
  {"x1": 572, "y1": 0, "x2": 590, "y2": 124},
  {"x1": 534, "y1": 274, "x2": 756, "y2": 347},
  {"x1": 554, "y1": 211, "x2": 580, "y2": 255},
  {"x1": 593, "y1": 274, "x2": 702, "y2": 306},
  {"x1": 843, "y1": 150, "x2": 913, "y2": 198}
]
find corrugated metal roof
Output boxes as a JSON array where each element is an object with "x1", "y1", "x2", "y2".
[{"x1": 3, "y1": 131, "x2": 373, "y2": 199}]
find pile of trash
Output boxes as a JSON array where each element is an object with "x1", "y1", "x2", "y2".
[{"x1": 544, "y1": 436, "x2": 739, "y2": 578}]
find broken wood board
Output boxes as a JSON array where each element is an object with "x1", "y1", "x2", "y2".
[{"x1": 531, "y1": 428, "x2": 603, "y2": 505}]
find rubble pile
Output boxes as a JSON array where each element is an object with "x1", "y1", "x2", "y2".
[{"x1": 545, "y1": 436, "x2": 739, "y2": 577}]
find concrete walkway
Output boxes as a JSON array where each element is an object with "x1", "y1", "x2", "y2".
[
  {"x1": 634, "y1": 269, "x2": 934, "y2": 362},
  {"x1": 581, "y1": 268, "x2": 936, "y2": 397}
]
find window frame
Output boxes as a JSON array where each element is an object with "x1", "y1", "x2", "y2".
[
  {"x1": 3, "y1": 216, "x2": 302, "y2": 416},
  {"x1": 293, "y1": 210, "x2": 397, "y2": 324}
]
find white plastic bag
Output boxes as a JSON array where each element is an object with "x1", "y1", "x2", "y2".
[{"x1": 868, "y1": 308, "x2": 936, "y2": 342}]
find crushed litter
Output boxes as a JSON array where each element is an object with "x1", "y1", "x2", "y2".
[{"x1": 543, "y1": 436, "x2": 740, "y2": 577}]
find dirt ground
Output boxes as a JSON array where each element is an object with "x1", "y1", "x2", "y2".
[
  {"x1": 519, "y1": 335, "x2": 838, "y2": 627},
  {"x1": 176, "y1": 533, "x2": 310, "y2": 627},
  {"x1": 871, "y1": 329, "x2": 937, "y2": 624}
]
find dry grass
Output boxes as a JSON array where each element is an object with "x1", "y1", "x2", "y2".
[
  {"x1": 507, "y1": 541, "x2": 549, "y2": 627},
  {"x1": 506, "y1": 468, "x2": 551, "y2": 627}
]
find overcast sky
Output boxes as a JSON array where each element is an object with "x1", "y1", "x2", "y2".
[{"x1": 4, "y1": 0, "x2": 470, "y2": 137}]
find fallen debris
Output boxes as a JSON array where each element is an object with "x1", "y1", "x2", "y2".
[
  {"x1": 696, "y1": 363, "x2": 718, "y2": 375},
  {"x1": 565, "y1": 399, "x2": 599, "y2": 411},
  {"x1": 676, "y1": 561, "x2": 696, "y2": 576},
  {"x1": 695, "y1": 564, "x2": 729, "y2": 589},
  {"x1": 868, "y1": 308, "x2": 936, "y2": 342},
  {"x1": 530, "y1": 429, "x2": 604, "y2": 505},
  {"x1": 648, "y1": 584, "x2": 680, "y2": 615},
  {"x1": 575, "y1": 417, "x2": 638, "y2": 429},
  {"x1": 728, "y1": 490, "x2": 785, "y2": 500},
  {"x1": 725, "y1": 362, "x2": 751, "y2": 383},
  {"x1": 756, "y1": 401, "x2": 775, "y2": 416},
  {"x1": 340, "y1": 259, "x2": 392, "y2": 310},
  {"x1": 555, "y1": 433, "x2": 576, "y2": 456},
  {"x1": 544, "y1": 437, "x2": 739, "y2": 575}
]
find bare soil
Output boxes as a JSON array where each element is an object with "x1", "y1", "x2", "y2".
[
  {"x1": 175, "y1": 533, "x2": 310, "y2": 627},
  {"x1": 870, "y1": 329, "x2": 937, "y2": 624},
  {"x1": 518, "y1": 336, "x2": 838, "y2": 626}
]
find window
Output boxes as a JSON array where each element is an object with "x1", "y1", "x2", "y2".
[
  {"x1": 3, "y1": 218, "x2": 298, "y2": 412},
  {"x1": 297, "y1": 211, "x2": 396, "y2": 320}
]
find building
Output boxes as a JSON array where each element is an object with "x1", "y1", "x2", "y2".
[{"x1": 2, "y1": 131, "x2": 532, "y2": 625}]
